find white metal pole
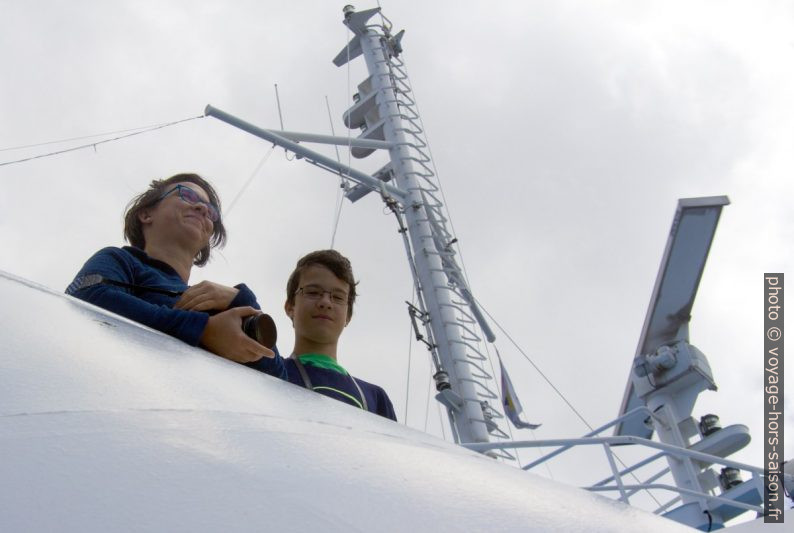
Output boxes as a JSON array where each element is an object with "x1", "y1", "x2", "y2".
[{"x1": 355, "y1": 27, "x2": 490, "y2": 444}]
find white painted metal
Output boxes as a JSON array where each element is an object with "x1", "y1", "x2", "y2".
[
  {"x1": 465, "y1": 434, "x2": 765, "y2": 518},
  {"x1": 204, "y1": 104, "x2": 408, "y2": 201},
  {"x1": 339, "y1": 7, "x2": 500, "y2": 446},
  {"x1": 265, "y1": 128, "x2": 394, "y2": 150},
  {"x1": 0, "y1": 272, "x2": 692, "y2": 532},
  {"x1": 616, "y1": 196, "x2": 730, "y2": 439},
  {"x1": 607, "y1": 196, "x2": 761, "y2": 529}
]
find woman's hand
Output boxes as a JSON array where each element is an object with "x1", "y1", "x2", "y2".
[
  {"x1": 200, "y1": 306, "x2": 275, "y2": 363},
  {"x1": 175, "y1": 280, "x2": 239, "y2": 312}
]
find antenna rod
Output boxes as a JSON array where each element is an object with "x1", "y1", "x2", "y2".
[{"x1": 274, "y1": 84, "x2": 285, "y2": 130}]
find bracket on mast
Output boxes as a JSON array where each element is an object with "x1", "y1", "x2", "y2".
[
  {"x1": 269, "y1": 129, "x2": 393, "y2": 151},
  {"x1": 346, "y1": 163, "x2": 394, "y2": 203},
  {"x1": 434, "y1": 370, "x2": 464, "y2": 413},
  {"x1": 333, "y1": 7, "x2": 383, "y2": 66},
  {"x1": 406, "y1": 301, "x2": 434, "y2": 351}
]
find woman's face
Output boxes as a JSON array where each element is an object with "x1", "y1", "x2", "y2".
[{"x1": 140, "y1": 181, "x2": 216, "y2": 252}]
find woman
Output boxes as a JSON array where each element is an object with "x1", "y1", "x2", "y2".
[{"x1": 67, "y1": 173, "x2": 284, "y2": 377}]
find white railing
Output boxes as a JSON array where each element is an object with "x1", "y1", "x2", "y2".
[{"x1": 461, "y1": 407, "x2": 766, "y2": 516}]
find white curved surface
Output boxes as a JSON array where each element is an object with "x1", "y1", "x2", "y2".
[{"x1": 0, "y1": 272, "x2": 693, "y2": 532}]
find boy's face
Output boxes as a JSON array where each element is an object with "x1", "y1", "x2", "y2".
[{"x1": 285, "y1": 264, "x2": 351, "y2": 348}]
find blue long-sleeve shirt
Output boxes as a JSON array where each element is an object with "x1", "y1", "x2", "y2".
[
  {"x1": 66, "y1": 246, "x2": 286, "y2": 378},
  {"x1": 286, "y1": 355, "x2": 397, "y2": 421}
]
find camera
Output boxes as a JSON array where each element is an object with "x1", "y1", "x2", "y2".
[{"x1": 242, "y1": 313, "x2": 278, "y2": 349}]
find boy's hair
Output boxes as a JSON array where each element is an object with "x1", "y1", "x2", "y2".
[
  {"x1": 123, "y1": 173, "x2": 226, "y2": 266},
  {"x1": 286, "y1": 249, "x2": 358, "y2": 320}
]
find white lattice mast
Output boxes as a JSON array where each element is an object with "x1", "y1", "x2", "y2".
[{"x1": 335, "y1": 6, "x2": 500, "y2": 445}]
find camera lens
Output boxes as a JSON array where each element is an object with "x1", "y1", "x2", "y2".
[{"x1": 242, "y1": 313, "x2": 278, "y2": 349}]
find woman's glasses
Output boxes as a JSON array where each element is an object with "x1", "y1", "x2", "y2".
[{"x1": 158, "y1": 185, "x2": 220, "y2": 222}]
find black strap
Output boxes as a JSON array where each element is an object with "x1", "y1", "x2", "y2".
[
  {"x1": 291, "y1": 355, "x2": 314, "y2": 389},
  {"x1": 290, "y1": 355, "x2": 368, "y2": 412}
]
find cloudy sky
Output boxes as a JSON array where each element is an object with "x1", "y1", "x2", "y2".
[{"x1": 1, "y1": 0, "x2": 791, "y2": 514}]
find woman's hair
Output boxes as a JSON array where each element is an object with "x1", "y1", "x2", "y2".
[{"x1": 123, "y1": 173, "x2": 226, "y2": 266}]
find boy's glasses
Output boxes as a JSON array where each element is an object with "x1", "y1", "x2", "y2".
[
  {"x1": 296, "y1": 285, "x2": 348, "y2": 305},
  {"x1": 158, "y1": 185, "x2": 220, "y2": 222}
]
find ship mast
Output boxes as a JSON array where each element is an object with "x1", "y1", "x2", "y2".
[
  {"x1": 206, "y1": 5, "x2": 505, "y2": 446},
  {"x1": 335, "y1": 5, "x2": 501, "y2": 446}
]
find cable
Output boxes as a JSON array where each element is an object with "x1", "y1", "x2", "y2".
[
  {"x1": 329, "y1": 23, "x2": 355, "y2": 249},
  {"x1": 438, "y1": 400, "x2": 447, "y2": 441},
  {"x1": 324, "y1": 95, "x2": 344, "y2": 169},
  {"x1": 479, "y1": 301, "x2": 662, "y2": 505},
  {"x1": 325, "y1": 94, "x2": 347, "y2": 249},
  {"x1": 0, "y1": 115, "x2": 204, "y2": 168},
  {"x1": 476, "y1": 299, "x2": 595, "y2": 432},
  {"x1": 329, "y1": 191, "x2": 345, "y2": 250},
  {"x1": 274, "y1": 83, "x2": 295, "y2": 162},
  {"x1": 224, "y1": 145, "x2": 276, "y2": 218},
  {"x1": 274, "y1": 83, "x2": 285, "y2": 131},
  {"x1": 423, "y1": 374, "x2": 433, "y2": 433},
  {"x1": 0, "y1": 119, "x2": 193, "y2": 153},
  {"x1": 403, "y1": 292, "x2": 416, "y2": 424},
  {"x1": 492, "y1": 343, "x2": 556, "y2": 477}
]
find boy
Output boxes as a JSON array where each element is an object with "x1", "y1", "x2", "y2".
[{"x1": 283, "y1": 250, "x2": 396, "y2": 421}]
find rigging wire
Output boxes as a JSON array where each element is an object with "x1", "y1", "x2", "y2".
[
  {"x1": 0, "y1": 115, "x2": 204, "y2": 168},
  {"x1": 329, "y1": 186, "x2": 345, "y2": 250},
  {"x1": 224, "y1": 145, "x2": 277, "y2": 218},
  {"x1": 274, "y1": 84, "x2": 295, "y2": 162},
  {"x1": 403, "y1": 292, "x2": 416, "y2": 424},
  {"x1": 0, "y1": 119, "x2": 195, "y2": 153},
  {"x1": 329, "y1": 23, "x2": 356, "y2": 249},
  {"x1": 375, "y1": 0, "x2": 389, "y2": 33},
  {"x1": 423, "y1": 373, "x2": 433, "y2": 433},
  {"x1": 477, "y1": 299, "x2": 595, "y2": 432},
  {"x1": 325, "y1": 95, "x2": 348, "y2": 249},
  {"x1": 438, "y1": 399, "x2": 447, "y2": 441},
  {"x1": 490, "y1": 343, "x2": 555, "y2": 478},
  {"x1": 476, "y1": 298, "x2": 663, "y2": 506},
  {"x1": 274, "y1": 83, "x2": 286, "y2": 131},
  {"x1": 325, "y1": 95, "x2": 344, "y2": 167},
  {"x1": 345, "y1": 24, "x2": 353, "y2": 166}
]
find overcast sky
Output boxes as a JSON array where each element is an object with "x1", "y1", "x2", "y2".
[{"x1": 1, "y1": 0, "x2": 791, "y2": 514}]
